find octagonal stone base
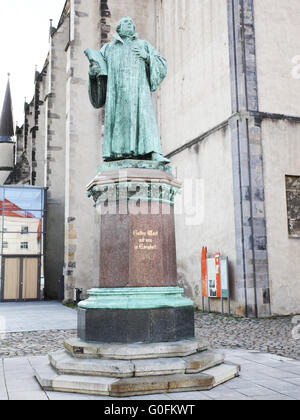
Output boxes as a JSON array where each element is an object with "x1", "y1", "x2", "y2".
[
  {"x1": 78, "y1": 306, "x2": 195, "y2": 344},
  {"x1": 34, "y1": 337, "x2": 240, "y2": 397}
]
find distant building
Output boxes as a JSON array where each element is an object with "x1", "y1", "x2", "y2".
[
  {"x1": 0, "y1": 198, "x2": 41, "y2": 255},
  {"x1": 0, "y1": 76, "x2": 15, "y2": 185},
  {"x1": 3, "y1": 0, "x2": 300, "y2": 317},
  {"x1": 0, "y1": 186, "x2": 45, "y2": 302}
]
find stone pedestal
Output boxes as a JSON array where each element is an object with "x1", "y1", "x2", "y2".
[
  {"x1": 83, "y1": 161, "x2": 195, "y2": 344},
  {"x1": 78, "y1": 288, "x2": 195, "y2": 343},
  {"x1": 88, "y1": 161, "x2": 181, "y2": 289},
  {"x1": 34, "y1": 160, "x2": 240, "y2": 396}
]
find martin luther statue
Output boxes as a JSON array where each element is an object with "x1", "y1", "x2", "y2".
[{"x1": 85, "y1": 16, "x2": 169, "y2": 163}]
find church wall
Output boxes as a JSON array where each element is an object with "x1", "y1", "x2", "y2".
[
  {"x1": 34, "y1": 71, "x2": 47, "y2": 188},
  {"x1": 253, "y1": 0, "x2": 300, "y2": 315},
  {"x1": 25, "y1": 103, "x2": 34, "y2": 183},
  {"x1": 254, "y1": 0, "x2": 300, "y2": 117},
  {"x1": 156, "y1": 0, "x2": 232, "y2": 156},
  {"x1": 0, "y1": 143, "x2": 14, "y2": 184},
  {"x1": 44, "y1": 21, "x2": 68, "y2": 299},
  {"x1": 63, "y1": 0, "x2": 102, "y2": 301},
  {"x1": 171, "y1": 126, "x2": 239, "y2": 313},
  {"x1": 261, "y1": 119, "x2": 300, "y2": 315}
]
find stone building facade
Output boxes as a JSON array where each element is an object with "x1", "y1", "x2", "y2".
[{"x1": 6, "y1": 0, "x2": 300, "y2": 317}]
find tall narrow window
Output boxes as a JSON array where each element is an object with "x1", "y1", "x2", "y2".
[{"x1": 286, "y1": 176, "x2": 300, "y2": 238}]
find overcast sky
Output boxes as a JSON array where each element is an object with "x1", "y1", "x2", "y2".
[{"x1": 0, "y1": 0, "x2": 66, "y2": 127}]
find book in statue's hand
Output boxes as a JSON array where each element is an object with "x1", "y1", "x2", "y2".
[{"x1": 84, "y1": 48, "x2": 108, "y2": 76}]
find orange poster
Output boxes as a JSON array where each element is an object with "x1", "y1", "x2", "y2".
[
  {"x1": 201, "y1": 247, "x2": 207, "y2": 297},
  {"x1": 214, "y1": 253, "x2": 221, "y2": 298}
]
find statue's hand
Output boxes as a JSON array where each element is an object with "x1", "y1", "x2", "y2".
[
  {"x1": 89, "y1": 63, "x2": 101, "y2": 78},
  {"x1": 132, "y1": 46, "x2": 149, "y2": 62}
]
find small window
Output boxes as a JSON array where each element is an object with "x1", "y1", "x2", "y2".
[
  {"x1": 21, "y1": 226, "x2": 29, "y2": 234},
  {"x1": 20, "y1": 242, "x2": 29, "y2": 250},
  {"x1": 2, "y1": 242, "x2": 8, "y2": 249},
  {"x1": 286, "y1": 176, "x2": 300, "y2": 238}
]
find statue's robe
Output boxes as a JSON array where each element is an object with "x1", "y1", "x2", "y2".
[{"x1": 88, "y1": 33, "x2": 167, "y2": 160}]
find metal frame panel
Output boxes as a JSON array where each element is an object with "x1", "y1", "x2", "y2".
[
  {"x1": 0, "y1": 185, "x2": 46, "y2": 302},
  {"x1": 0, "y1": 255, "x2": 41, "y2": 302}
]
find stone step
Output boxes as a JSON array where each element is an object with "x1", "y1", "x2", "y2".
[
  {"x1": 64, "y1": 337, "x2": 209, "y2": 360},
  {"x1": 34, "y1": 361, "x2": 240, "y2": 397},
  {"x1": 206, "y1": 362, "x2": 241, "y2": 387},
  {"x1": 49, "y1": 351, "x2": 134, "y2": 378},
  {"x1": 49, "y1": 349, "x2": 224, "y2": 378}
]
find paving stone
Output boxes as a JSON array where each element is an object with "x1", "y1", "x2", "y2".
[
  {"x1": 200, "y1": 387, "x2": 252, "y2": 400},
  {"x1": 252, "y1": 395, "x2": 296, "y2": 400},
  {"x1": 0, "y1": 302, "x2": 77, "y2": 333},
  {"x1": 235, "y1": 384, "x2": 279, "y2": 397},
  {"x1": 46, "y1": 391, "x2": 92, "y2": 400},
  {"x1": 5, "y1": 379, "x2": 41, "y2": 392},
  {"x1": 165, "y1": 391, "x2": 213, "y2": 400},
  {"x1": 275, "y1": 365, "x2": 300, "y2": 376},
  {"x1": 125, "y1": 394, "x2": 173, "y2": 401},
  {"x1": 8, "y1": 391, "x2": 48, "y2": 400},
  {"x1": 281, "y1": 377, "x2": 300, "y2": 386},
  {"x1": 222, "y1": 377, "x2": 252, "y2": 389},
  {"x1": 253, "y1": 378, "x2": 300, "y2": 395},
  {"x1": 283, "y1": 391, "x2": 300, "y2": 400}
]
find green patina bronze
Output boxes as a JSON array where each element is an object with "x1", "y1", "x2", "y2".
[
  {"x1": 98, "y1": 160, "x2": 173, "y2": 174},
  {"x1": 78, "y1": 287, "x2": 194, "y2": 310},
  {"x1": 85, "y1": 16, "x2": 169, "y2": 163},
  {"x1": 87, "y1": 181, "x2": 181, "y2": 207}
]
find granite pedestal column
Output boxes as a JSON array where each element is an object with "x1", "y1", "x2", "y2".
[{"x1": 78, "y1": 160, "x2": 195, "y2": 343}]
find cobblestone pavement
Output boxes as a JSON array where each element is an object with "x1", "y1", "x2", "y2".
[
  {"x1": 0, "y1": 311, "x2": 299, "y2": 360},
  {"x1": 0, "y1": 330, "x2": 77, "y2": 358},
  {"x1": 195, "y1": 312, "x2": 300, "y2": 360}
]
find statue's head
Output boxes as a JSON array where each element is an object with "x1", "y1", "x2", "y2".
[{"x1": 116, "y1": 16, "x2": 136, "y2": 37}]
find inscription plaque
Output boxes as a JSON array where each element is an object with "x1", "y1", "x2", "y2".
[{"x1": 133, "y1": 230, "x2": 159, "y2": 251}]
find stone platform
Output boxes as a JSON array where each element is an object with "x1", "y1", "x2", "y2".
[
  {"x1": 77, "y1": 287, "x2": 195, "y2": 343},
  {"x1": 34, "y1": 338, "x2": 240, "y2": 397}
]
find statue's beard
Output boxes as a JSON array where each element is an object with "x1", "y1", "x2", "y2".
[{"x1": 119, "y1": 28, "x2": 135, "y2": 37}]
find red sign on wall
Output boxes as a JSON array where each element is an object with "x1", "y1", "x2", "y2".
[
  {"x1": 202, "y1": 249, "x2": 229, "y2": 299},
  {"x1": 214, "y1": 253, "x2": 221, "y2": 299}
]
